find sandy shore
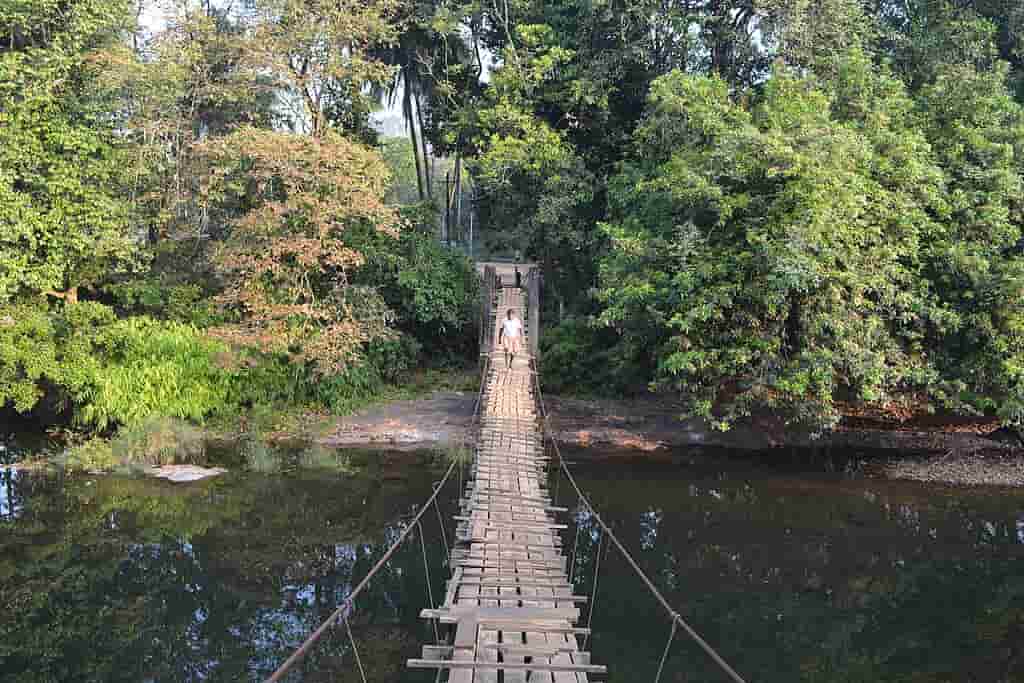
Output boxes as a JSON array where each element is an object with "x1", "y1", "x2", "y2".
[{"x1": 318, "y1": 391, "x2": 1024, "y2": 486}]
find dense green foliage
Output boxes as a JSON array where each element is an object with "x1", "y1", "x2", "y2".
[
  {"x1": 0, "y1": 0, "x2": 480, "y2": 435},
  {"x1": 4, "y1": 0, "x2": 1024, "y2": 436},
  {"x1": 598, "y1": 56, "x2": 1024, "y2": 429},
  {"x1": 412, "y1": 0, "x2": 1024, "y2": 431},
  {"x1": 0, "y1": 303, "x2": 231, "y2": 429}
]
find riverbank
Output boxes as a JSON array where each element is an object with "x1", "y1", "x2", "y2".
[
  {"x1": 8, "y1": 384, "x2": 1022, "y2": 486},
  {"x1": 318, "y1": 391, "x2": 1024, "y2": 486}
]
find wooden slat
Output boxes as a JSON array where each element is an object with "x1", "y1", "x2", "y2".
[
  {"x1": 407, "y1": 660, "x2": 607, "y2": 674},
  {"x1": 406, "y1": 279, "x2": 604, "y2": 682}
]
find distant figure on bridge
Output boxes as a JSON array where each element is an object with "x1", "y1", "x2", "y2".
[
  {"x1": 514, "y1": 266, "x2": 521, "y2": 288},
  {"x1": 498, "y1": 308, "x2": 523, "y2": 369}
]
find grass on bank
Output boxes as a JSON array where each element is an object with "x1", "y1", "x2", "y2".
[
  {"x1": 61, "y1": 417, "x2": 206, "y2": 473},
  {"x1": 53, "y1": 365, "x2": 481, "y2": 474}
]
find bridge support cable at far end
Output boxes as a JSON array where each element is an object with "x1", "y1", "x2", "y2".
[
  {"x1": 431, "y1": 481, "x2": 451, "y2": 565},
  {"x1": 417, "y1": 518, "x2": 441, "y2": 644},
  {"x1": 582, "y1": 529, "x2": 604, "y2": 651},
  {"x1": 344, "y1": 610, "x2": 368, "y2": 683},
  {"x1": 263, "y1": 459, "x2": 456, "y2": 682},
  {"x1": 531, "y1": 359, "x2": 749, "y2": 683},
  {"x1": 654, "y1": 617, "x2": 679, "y2": 683}
]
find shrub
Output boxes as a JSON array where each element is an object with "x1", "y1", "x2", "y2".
[
  {"x1": 242, "y1": 436, "x2": 280, "y2": 474},
  {"x1": 311, "y1": 359, "x2": 385, "y2": 413},
  {"x1": 365, "y1": 334, "x2": 422, "y2": 383},
  {"x1": 539, "y1": 317, "x2": 644, "y2": 396},
  {"x1": 297, "y1": 444, "x2": 353, "y2": 472},
  {"x1": 352, "y1": 226, "x2": 481, "y2": 361},
  {"x1": 79, "y1": 317, "x2": 235, "y2": 429},
  {"x1": 229, "y1": 352, "x2": 307, "y2": 408},
  {"x1": 0, "y1": 302, "x2": 235, "y2": 430},
  {"x1": 64, "y1": 438, "x2": 117, "y2": 472},
  {"x1": 105, "y1": 279, "x2": 218, "y2": 327},
  {"x1": 63, "y1": 418, "x2": 207, "y2": 472},
  {"x1": 109, "y1": 417, "x2": 206, "y2": 467}
]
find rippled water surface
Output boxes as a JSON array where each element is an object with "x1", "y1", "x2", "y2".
[{"x1": 2, "y1": 447, "x2": 1023, "y2": 682}]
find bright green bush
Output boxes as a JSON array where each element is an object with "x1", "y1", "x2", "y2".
[
  {"x1": 352, "y1": 225, "x2": 481, "y2": 360},
  {"x1": 0, "y1": 302, "x2": 234, "y2": 430},
  {"x1": 80, "y1": 317, "x2": 234, "y2": 429},
  {"x1": 63, "y1": 438, "x2": 117, "y2": 472},
  {"x1": 0, "y1": 304, "x2": 61, "y2": 412}
]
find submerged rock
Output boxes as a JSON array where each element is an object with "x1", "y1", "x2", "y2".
[{"x1": 145, "y1": 464, "x2": 227, "y2": 482}]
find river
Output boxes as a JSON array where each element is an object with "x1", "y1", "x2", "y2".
[{"x1": 1, "y1": 444, "x2": 1022, "y2": 682}]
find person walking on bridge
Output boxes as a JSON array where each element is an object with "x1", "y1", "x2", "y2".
[{"x1": 498, "y1": 308, "x2": 523, "y2": 369}]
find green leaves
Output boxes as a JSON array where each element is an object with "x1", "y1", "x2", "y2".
[
  {"x1": 598, "y1": 59, "x2": 955, "y2": 431},
  {"x1": 0, "y1": 302, "x2": 234, "y2": 429},
  {"x1": 0, "y1": 0, "x2": 139, "y2": 305}
]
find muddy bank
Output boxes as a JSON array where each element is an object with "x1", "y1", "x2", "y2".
[
  {"x1": 320, "y1": 391, "x2": 479, "y2": 450},
  {"x1": 319, "y1": 391, "x2": 1024, "y2": 485},
  {"x1": 884, "y1": 451, "x2": 1024, "y2": 486}
]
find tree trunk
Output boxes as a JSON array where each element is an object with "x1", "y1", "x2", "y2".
[
  {"x1": 44, "y1": 286, "x2": 78, "y2": 305},
  {"x1": 454, "y1": 152, "x2": 463, "y2": 241},
  {"x1": 415, "y1": 92, "x2": 432, "y2": 198},
  {"x1": 404, "y1": 84, "x2": 426, "y2": 201}
]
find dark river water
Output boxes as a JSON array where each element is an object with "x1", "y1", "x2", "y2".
[{"x1": 2, "y1": 445, "x2": 1023, "y2": 682}]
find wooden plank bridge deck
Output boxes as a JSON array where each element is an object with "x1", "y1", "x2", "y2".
[{"x1": 409, "y1": 282, "x2": 606, "y2": 681}]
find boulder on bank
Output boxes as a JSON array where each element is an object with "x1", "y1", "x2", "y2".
[{"x1": 145, "y1": 465, "x2": 227, "y2": 482}]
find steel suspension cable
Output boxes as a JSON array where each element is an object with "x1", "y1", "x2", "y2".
[
  {"x1": 568, "y1": 516, "x2": 584, "y2": 584},
  {"x1": 417, "y1": 519, "x2": 441, "y2": 643},
  {"x1": 432, "y1": 481, "x2": 450, "y2": 564},
  {"x1": 265, "y1": 458, "x2": 457, "y2": 682},
  {"x1": 582, "y1": 529, "x2": 604, "y2": 650},
  {"x1": 553, "y1": 457, "x2": 562, "y2": 507},
  {"x1": 654, "y1": 617, "x2": 679, "y2": 683},
  {"x1": 344, "y1": 612, "x2": 368, "y2": 683},
  {"x1": 531, "y1": 360, "x2": 748, "y2": 683}
]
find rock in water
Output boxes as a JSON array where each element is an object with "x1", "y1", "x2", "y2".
[{"x1": 146, "y1": 465, "x2": 227, "y2": 482}]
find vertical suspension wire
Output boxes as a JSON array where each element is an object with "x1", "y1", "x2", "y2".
[
  {"x1": 417, "y1": 519, "x2": 441, "y2": 643},
  {"x1": 531, "y1": 358, "x2": 749, "y2": 683},
  {"x1": 432, "y1": 481, "x2": 450, "y2": 565},
  {"x1": 654, "y1": 616, "x2": 679, "y2": 683},
  {"x1": 343, "y1": 610, "x2": 368, "y2": 683},
  {"x1": 552, "y1": 452, "x2": 562, "y2": 508},
  {"x1": 582, "y1": 528, "x2": 605, "y2": 650},
  {"x1": 568, "y1": 507, "x2": 584, "y2": 585}
]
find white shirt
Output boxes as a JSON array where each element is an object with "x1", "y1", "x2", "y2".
[{"x1": 502, "y1": 317, "x2": 522, "y2": 339}]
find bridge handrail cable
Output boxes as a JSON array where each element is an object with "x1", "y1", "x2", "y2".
[
  {"x1": 531, "y1": 360, "x2": 749, "y2": 683},
  {"x1": 265, "y1": 351, "x2": 492, "y2": 683}
]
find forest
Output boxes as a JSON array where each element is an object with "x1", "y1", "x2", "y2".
[{"x1": 2, "y1": 0, "x2": 1024, "y2": 449}]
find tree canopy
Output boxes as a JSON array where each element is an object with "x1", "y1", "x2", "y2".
[{"x1": 2, "y1": 0, "x2": 1024, "y2": 435}]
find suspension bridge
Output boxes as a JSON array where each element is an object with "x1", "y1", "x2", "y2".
[{"x1": 266, "y1": 264, "x2": 746, "y2": 683}]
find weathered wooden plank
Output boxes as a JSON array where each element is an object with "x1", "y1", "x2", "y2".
[
  {"x1": 407, "y1": 660, "x2": 607, "y2": 674},
  {"x1": 408, "y1": 281, "x2": 603, "y2": 681},
  {"x1": 421, "y1": 606, "x2": 580, "y2": 622}
]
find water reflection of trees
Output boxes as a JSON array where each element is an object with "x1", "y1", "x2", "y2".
[
  {"x1": 560, "y1": 465, "x2": 1024, "y2": 683},
  {"x1": 0, "y1": 470, "x2": 451, "y2": 682}
]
